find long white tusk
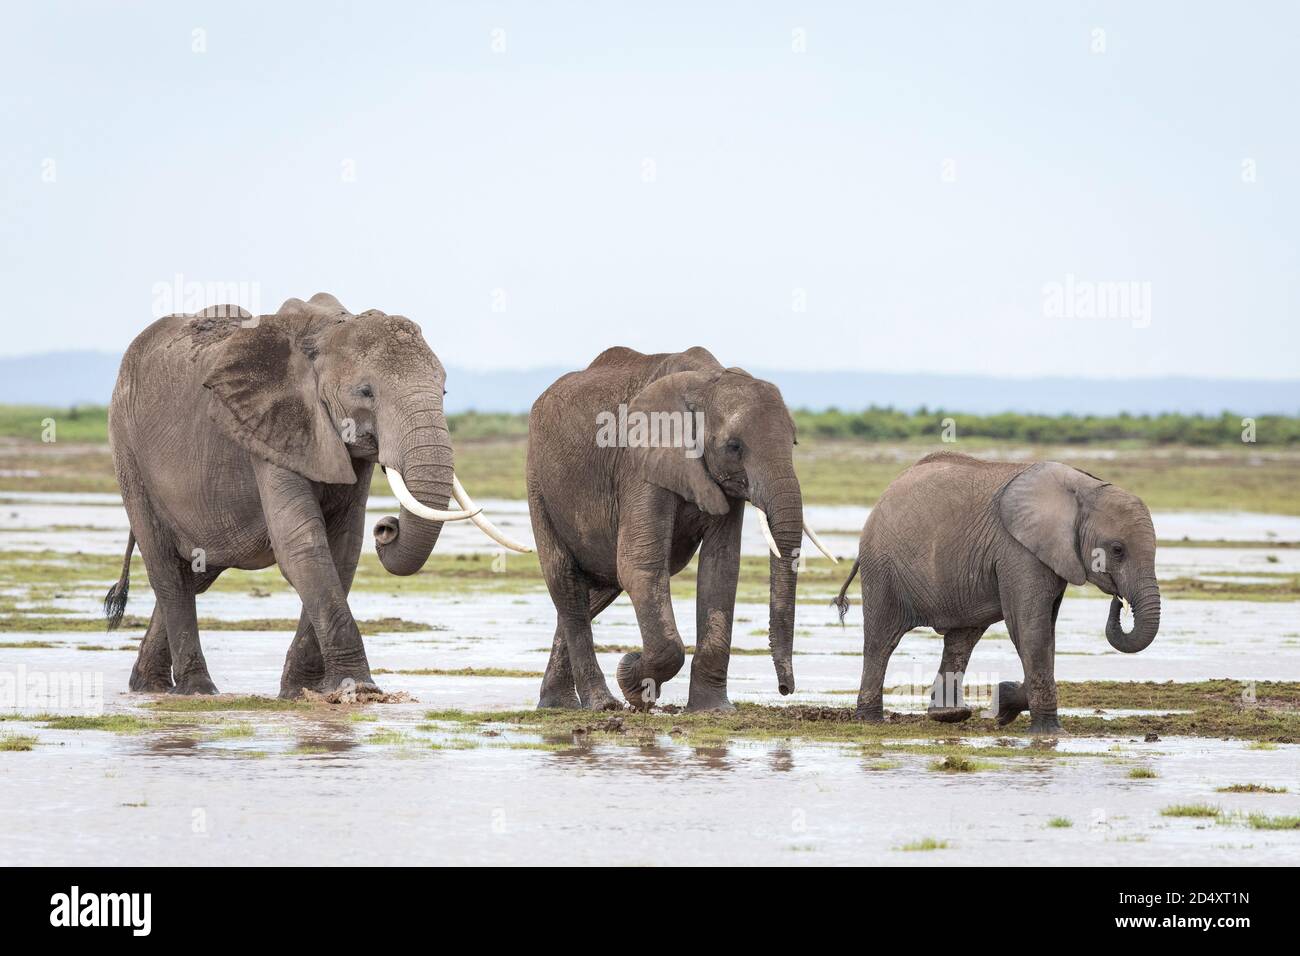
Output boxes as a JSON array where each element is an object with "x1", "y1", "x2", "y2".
[
  {"x1": 803, "y1": 521, "x2": 839, "y2": 563},
  {"x1": 386, "y1": 469, "x2": 480, "y2": 522},
  {"x1": 752, "y1": 505, "x2": 782, "y2": 559},
  {"x1": 452, "y1": 475, "x2": 533, "y2": 554}
]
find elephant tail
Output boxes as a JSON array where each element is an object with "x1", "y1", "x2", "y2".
[
  {"x1": 831, "y1": 557, "x2": 860, "y2": 624},
  {"x1": 103, "y1": 531, "x2": 135, "y2": 631}
]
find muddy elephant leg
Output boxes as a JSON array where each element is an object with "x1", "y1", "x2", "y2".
[
  {"x1": 256, "y1": 462, "x2": 377, "y2": 695},
  {"x1": 129, "y1": 606, "x2": 173, "y2": 692},
  {"x1": 531, "y1": 499, "x2": 619, "y2": 710},
  {"x1": 278, "y1": 478, "x2": 368, "y2": 700},
  {"x1": 1001, "y1": 587, "x2": 1062, "y2": 735},
  {"x1": 614, "y1": 488, "x2": 687, "y2": 709},
  {"x1": 128, "y1": 566, "x2": 224, "y2": 692},
  {"x1": 617, "y1": 565, "x2": 687, "y2": 709},
  {"x1": 687, "y1": 502, "x2": 743, "y2": 712},
  {"x1": 538, "y1": 587, "x2": 621, "y2": 709},
  {"x1": 279, "y1": 610, "x2": 326, "y2": 699},
  {"x1": 137, "y1": 553, "x2": 216, "y2": 695},
  {"x1": 854, "y1": 590, "x2": 909, "y2": 722},
  {"x1": 117, "y1": 455, "x2": 217, "y2": 694},
  {"x1": 927, "y1": 626, "x2": 985, "y2": 723},
  {"x1": 538, "y1": 624, "x2": 580, "y2": 708}
]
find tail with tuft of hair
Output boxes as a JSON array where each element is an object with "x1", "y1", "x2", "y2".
[
  {"x1": 104, "y1": 531, "x2": 135, "y2": 631},
  {"x1": 831, "y1": 557, "x2": 861, "y2": 624}
]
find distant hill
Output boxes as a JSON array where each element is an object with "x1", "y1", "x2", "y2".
[{"x1": 1, "y1": 351, "x2": 1295, "y2": 416}]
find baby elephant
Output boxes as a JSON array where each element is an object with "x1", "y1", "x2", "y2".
[{"x1": 833, "y1": 452, "x2": 1160, "y2": 733}]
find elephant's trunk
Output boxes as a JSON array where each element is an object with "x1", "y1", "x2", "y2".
[
  {"x1": 374, "y1": 395, "x2": 455, "y2": 576},
  {"x1": 1105, "y1": 576, "x2": 1161, "y2": 654},
  {"x1": 757, "y1": 473, "x2": 802, "y2": 696}
]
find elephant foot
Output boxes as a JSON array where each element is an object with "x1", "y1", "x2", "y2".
[
  {"x1": 995, "y1": 680, "x2": 1029, "y2": 727},
  {"x1": 615, "y1": 652, "x2": 656, "y2": 709},
  {"x1": 584, "y1": 688, "x2": 625, "y2": 712},
  {"x1": 686, "y1": 697, "x2": 738, "y2": 712},
  {"x1": 538, "y1": 686, "x2": 582, "y2": 709},
  {"x1": 926, "y1": 705, "x2": 973, "y2": 724},
  {"x1": 853, "y1": 705, "x2": 885, "y2": 723},
  {"x1": 129, "y1": 664, "x2": 174, "y2": 693},
  {"x1": 616, "y1": 649, "x2": 684, "y2": 710},
  {"x1": 168, "y1": 672, "x2": 219, "y2": 695},
  {"x1": 1028, "y1": 714, "x2": 1064, "y2": 736},
  {"x1": 686, "y1": 681, "x2": 735, "y2": 712},
  {"x1": 317, "y1": 672, "x2": 383, "y2": 700}
]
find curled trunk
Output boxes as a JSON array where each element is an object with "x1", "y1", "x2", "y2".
[
  {"x1": 1105, "y1": 577, "x2": 1160, "y2": 653},
  {"x1": 374, "y1": 400, "x2": 454, "y2": 576}
]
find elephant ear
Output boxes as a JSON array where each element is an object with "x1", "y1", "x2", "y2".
[
  {"x1": 997, "y1": 462, "x2": 1090, "y2": 586},
  {"x1": 202, "y1": 318, "x2": 356, "y2": 485},
  {"x1": 626, "y1": 371, "x2": 729, "y2": 515}
]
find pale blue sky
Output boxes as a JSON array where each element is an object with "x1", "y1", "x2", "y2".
[{"x1": 1, "y1": 1, "x2": 1296, "y2": 380}]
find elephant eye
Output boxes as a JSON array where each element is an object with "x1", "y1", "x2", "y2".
[
  {"x1": 725, "y1": 438, "x2": 742, "y2": 454},
  {"x1": 1110, "y1": 543, "x2": 1125, "y2": 560},
  {"x1": 357, "y1": 384, "x2": 374, "y2": 399}
]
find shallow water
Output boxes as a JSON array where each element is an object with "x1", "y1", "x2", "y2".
[
  {"x1": 2, "y1": 494, "x2": 1298, "y2": 865},
  {"x1": 1, "y1": 687, "x2": 1296, "y2": 865},
  {"x1": 3, "y1": 494, "x2": 1299, "y2": 558}
]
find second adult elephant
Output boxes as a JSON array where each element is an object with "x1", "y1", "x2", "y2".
[
  {"x1": 104, "y1": 293, "x2": 525, "y2": 696},
  {"x1": 527, "y1": 347, "x2": 832, "y2": 711}
]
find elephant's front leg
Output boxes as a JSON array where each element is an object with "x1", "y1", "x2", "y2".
[
  {"x1": 615, "y1": 493, "x2": 687, "y2": 709},
  {"x1": 1001, "y1": 589, "x2": 1061, "y2": 735},
  {"x1": 255, "y1": 463, "x2": 378, "y2": 695},
  {"x1": 278, "y1": 471, "x2": 371, "y2": 699},
  {"x1": 687, "y1": 500, "x2": 743, "y2": 712}
]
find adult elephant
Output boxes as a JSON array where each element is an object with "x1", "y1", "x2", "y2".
[
  {"x1": 833, "y1": 452, "x2": 1161, "y2": 733},
  {"x1": 527, "y1": 346, "x2": 833, "y2": 711},
  {"x1": 104, "y1": 293, "x2": 526, "y2": 696}
]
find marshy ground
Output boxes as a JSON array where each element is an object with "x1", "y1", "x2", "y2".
[{"x1": 1, "y1": 428, "x2": 1298, "y2": 864}]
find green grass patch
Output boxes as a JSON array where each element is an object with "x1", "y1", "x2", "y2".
[
  {"x1": 145, "y1": 695, "x2": 307, "y2": 713},
  {"x1": 372, "y1": 667, "x2": 543, "y2": 678},
  {"x1": 40, "y1": 714, "x2": 152, "y2": 732},
  {"x1": 366, "y1": 730, "x2": 417, "y2": 746},
  {"x1": 418, "y1": 680, "x2": 1300, "y2": 744},
  {"x1": 1246, "y1": 814, "x2": 1300, "y2": 830},
  {"x1": 0, "y1": 734, "x2": 37, "y2": 751},
  {"x1": 214, "y1": 723, "x2": 256, "y2": 739},
  {"x1": 1160, "y1": 803, "x2": 1222, "y2": 818},
  {"x1": 1047, "y1": 817, "x2": 1074, "y2": 828},
  {"x1": 1217, "y1": 783, "x2": 1287, "y2": 794},
  {"x1": 896, "y1": 837, "x2": 949, "y2": 852},
  {"x1": 929, "y1": 755, "x2": 997, "y2": 772},
  {"x1": 1128, "y1": 767, "x2": 1158, "y2": 779}
]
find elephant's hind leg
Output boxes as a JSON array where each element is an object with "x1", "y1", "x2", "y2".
[
  {"x1": 854, "y1": 588, "x2": 911, "y2": 722},
  {"x1": 926, "y1": 626, "x2": 985, "y2": 723},
  {"x1": 279, "y1": 610, "x2": 326, "y2": 700},
  {"x1": 538, "y1": 586, "x2": 622, "y2": 708},
  {"x1": 127, "y1": 566, "x2": 224, "y2": 692},
  {"x1": 129, "y1": 607, "x2": 173, "y2": 692},
  {"x1": 532, "y1": 500, "x2": 620, "y2": 711}
]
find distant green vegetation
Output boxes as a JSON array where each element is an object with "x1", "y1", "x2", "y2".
[
  {"x1": 6, "y1": 404, "x2": 1298, "y2": 446},
  {"x1": 0, "y1": 404, "x2": 110, "y2": 443},
  {"x1": 791, "y1": 407, "x2": 1300, "y2": 446}
]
